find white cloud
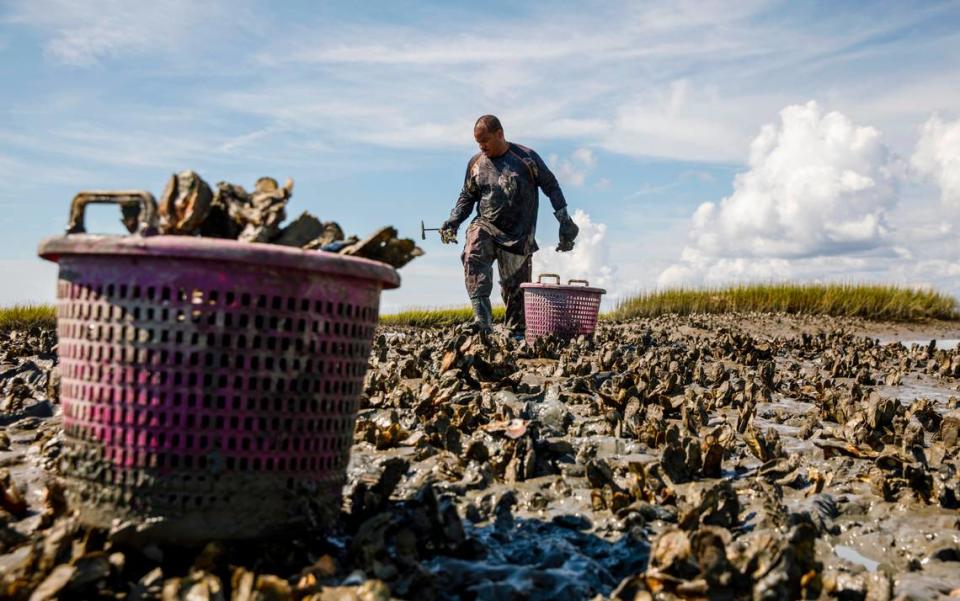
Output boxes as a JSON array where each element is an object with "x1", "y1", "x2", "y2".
[
  {"x1": 659, "y1": 256, "x2": 791, "y2": 288},
  {"x1": 599, "y1": 80, "x2": 758, "y2": 163},
  {"x1": 682, "y1": 170, "x2": 716, "y2": 183},
  {"x1": 8, "y1": 1, "x2": 956, "y2": 168},
  {"x1": 267, "y1": 4, "x2": 770, "y2": 69},
  {"x1": 573, "y1": 148, "x2": 596, "y2": 168},
  {"x1": 217, "y1": 127, "x2": 284, "y2": 155},
  {"x1": 660, "y1": 101, "x2": 906, "y2": 287},
  {"x1": 7, "y1": 0, "x2": 228, "y2": 66},
  {"x1": 534, "y1": 210, "x2": 617, "y2": 295},
  {"x1": 224, "y1": 4, "x2": 959, "y2": 164},
  {"x1": 548, "y1": 148, "x2": 597, "y2": 187},
  {"x1": 912, "y1": 114, "x2": 960, "y2": 208}
]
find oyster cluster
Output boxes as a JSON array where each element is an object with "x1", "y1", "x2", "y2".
[
  {"x1": 153, "y1": 170, "x2": 423, "y2": 268},
  {"x1": 2, "y1": 313, "x2": 960, "y2": 599}
]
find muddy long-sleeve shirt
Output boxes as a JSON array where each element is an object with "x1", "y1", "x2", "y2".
[{"x1": 446, "y1": 142, "x2": 567, "y2": 255}]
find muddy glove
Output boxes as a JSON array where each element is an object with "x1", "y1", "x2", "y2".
[
  {"x1": 439, "y1": 221, "x2": 458, "y2": 244},
  {"x1": 555, "y1": 207, "x2": 579, "y2": 252}
]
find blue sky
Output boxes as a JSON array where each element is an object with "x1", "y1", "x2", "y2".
[{"x1": 1, "y1": 1, "x2": 959, "y2": 311}]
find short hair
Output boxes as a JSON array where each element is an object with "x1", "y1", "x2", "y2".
[{"x1": 474, "y1": 115, "x2": 502, "y2": 133}]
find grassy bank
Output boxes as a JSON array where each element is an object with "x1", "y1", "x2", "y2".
[
  {"x1": 610, "y1": 283, "x2": 958, "y2": 322},
  {"x1": 0, "y1": 304, "x2": 56, "y2": 332}
]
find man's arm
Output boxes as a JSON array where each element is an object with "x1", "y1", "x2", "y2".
[
  {"x1": 445, "y1": 159, "x2": 480, "y2": 229},
  {"x1": 531, "y1": 150, "x2": 578, "y2": 251},
  {"x1": 531, "y1": 151, "x2": 568, "y2": 212}
]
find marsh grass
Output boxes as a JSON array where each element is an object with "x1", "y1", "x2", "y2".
[
  {"x1": 2, "y1": 284, "x2": 952, "y2": 332},
  {"x1": 379, "y1": 305, "x2": 506, "y2": 327},
  {"x1": 0, "y1": 304, "x2": 56, "y2": 332},
  {"x1": 610, "y1": 283, "x2": 958, "y2": 322},
  {"x1": 380, "y1": 283, "x2": 958, "y2": 326}
]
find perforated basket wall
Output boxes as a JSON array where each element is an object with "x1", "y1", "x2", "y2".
[
  {"x1": 522, "y1": 284, "x2": 604, "y2": 344},
  {"x1": 41, "y1": 236, "x2": 398, "y2": 541}
]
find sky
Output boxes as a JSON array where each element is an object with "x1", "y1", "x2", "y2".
[{"x1": 1, "y1": 0, "x2": 959, "y2": 312}]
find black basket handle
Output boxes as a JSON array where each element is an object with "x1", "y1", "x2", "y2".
[
  {"x1": 67, "y1": 191, "x2": 159, "y2": 236},
  {"x1": 568, "y1": 279, "x2": 590, "y2": 286},
  {"x1": 537, "y1": 273, "x2": 560, "y2": 284}
]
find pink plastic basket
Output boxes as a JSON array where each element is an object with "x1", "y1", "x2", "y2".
[
  {"x1": 38, "y1": 193, "x2": 399, "y2": 541},
  {"x1": 521, "y1": 274, "x2": 605, "y2": 344}
]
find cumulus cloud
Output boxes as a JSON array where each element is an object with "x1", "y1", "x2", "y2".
[
  {"x1": 912, "y1": 114, "x2": 960, "y2": 208},
  {"x1": 534, "y1": 210, "x2": 616, "y2": 293},
  {"x1": 547, "y1": 148, "x2": 596, "y2": 187},
  {"x1": 660, "y1": 101, "x2": 905, "y2": 287}
]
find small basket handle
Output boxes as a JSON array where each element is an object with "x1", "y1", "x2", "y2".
[
  {"x1": 568, "y1": 279, "x2": 590, "y2": 286},
  {"x1": 537, "y1": 273, "x2": 560, "y2": 284},
  {"x1": 67, "y1": 190, "x2": 159, "y2": 236}
]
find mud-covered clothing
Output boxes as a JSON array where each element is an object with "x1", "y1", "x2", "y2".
[
  {"x1": 462, "y1": 223, "x2": 532, "y2": 330},
  {"x1": 447, "y1": 143, "x2": 568, "y2": 255}
]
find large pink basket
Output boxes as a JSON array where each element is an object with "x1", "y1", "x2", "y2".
[
  {"x1": 521, "y1": 274, "x2": 605, "y2": 344},
  {"x1": 39, "y1": 210, "x2": 399, "y2": 540}
]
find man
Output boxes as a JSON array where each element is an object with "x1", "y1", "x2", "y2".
[{"x1": 440, "y1": 115, "x2": 579, "y2": 335}]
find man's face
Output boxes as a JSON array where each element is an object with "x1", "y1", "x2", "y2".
[{"x1": 474, "y1": 126, "x2": 506, "y2": 158}]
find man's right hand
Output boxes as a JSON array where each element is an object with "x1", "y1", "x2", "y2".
[{"x1": 439, "y1": 221, "x2": 458, "y2": 244}]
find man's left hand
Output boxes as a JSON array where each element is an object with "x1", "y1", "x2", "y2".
[{"x1": 556, "y1": 209, "x2": 579, "y2": 252}]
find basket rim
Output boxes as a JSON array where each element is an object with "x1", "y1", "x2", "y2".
[
  {"x1": 520, "y1": 282, "x2": 606, "y2": 294},
  {"x1": 38, "y1": 234, "x2": 401, "y2": 289}
]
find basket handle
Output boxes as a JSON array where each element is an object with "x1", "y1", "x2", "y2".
[
  {"x1": 537, "y1": 273, "x2": 561, "y2": 284},
  {"x1": 67, "y1": 191, "x2": 159, "y2": 236},
  {"x1": 568, "y1": 279, "x2": 590, "y2": 286}
]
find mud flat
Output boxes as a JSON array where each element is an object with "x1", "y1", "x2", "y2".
[{"x1": 1, "y1": 313, "x2": 959, "y2": 600}]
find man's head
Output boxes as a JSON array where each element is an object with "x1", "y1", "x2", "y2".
[{"x1": 474, "y1": 115, "x2": 509, "y2": 158}]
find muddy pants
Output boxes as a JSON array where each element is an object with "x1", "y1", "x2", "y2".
[{"x1": 462, "y1": 224, "x2": 532, "y2": 331}]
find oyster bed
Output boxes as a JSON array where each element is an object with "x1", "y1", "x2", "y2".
[{"x1": 2, "y1": 313, "x2": 960, "y2": 600}]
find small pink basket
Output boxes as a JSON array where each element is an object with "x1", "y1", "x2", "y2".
[
  {"x1": 38, "y1": 192, "x2": 399, "y2": 541},
  {"x1": 521, "y1": 273, "x2": 605, "y2": 344}
]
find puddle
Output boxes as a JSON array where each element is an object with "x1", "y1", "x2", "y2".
[
  {"x1": 894, "y1": 339, "x2": 960, "y2": 350},
  {"x1": 425, "y1": 517, "x2": 649, "y2": 599},
  {"x1": 876, "y1": 376, "x2": 959, "y2": 405},
  {"x1": 834, "y1": 545, "x2": 880, "y2": 572}
]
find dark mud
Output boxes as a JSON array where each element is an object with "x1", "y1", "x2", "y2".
[{"x1": 2, "y1": 313, "x2": 960, "y2": 600}]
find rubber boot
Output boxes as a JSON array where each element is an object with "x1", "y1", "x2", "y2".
[{"x1": 470, "y1": 296, "x2": 493, "y2": 333}]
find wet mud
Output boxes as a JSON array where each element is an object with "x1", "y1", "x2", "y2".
[{"x1": 2, "y1": 313, "x2": 960, "y2": 599}]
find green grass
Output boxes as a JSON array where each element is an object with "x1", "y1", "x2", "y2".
[
  {"x1": 379, "y1": 283, "x2": 958, "y2": 326},
  {"x1": 3, "y1": 284, "x2": 953, "y2": 333},
  {"x1": 379, "y1": 305, "x2": 506, "y2": 328},
  {"x1": 610, "y1": 283, "x2": 958, "y2": 322},
  {"x1": 0, "y1": 304, "x2": 56, "y2": 332}
]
